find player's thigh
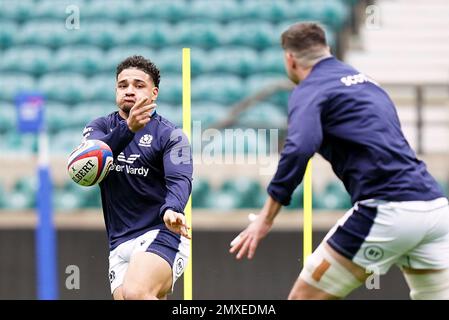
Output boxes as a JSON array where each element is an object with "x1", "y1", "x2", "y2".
[
  {"x1": 122, "y1": 251, "x2": 173, "y2": 299},
  {"x1": 293, "y1": 243, "x2": 366, "y2": 299},
  {"x1": 113, "y1": 286, "x2": 124, "y2": 300}
]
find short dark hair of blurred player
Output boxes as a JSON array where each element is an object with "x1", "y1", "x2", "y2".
[
  {"x1": 230, "y1": 22, "x2": 449, "y2": 300},
  {"x1": 82, "y1": 55, "x2": 192, "y2": 300}
]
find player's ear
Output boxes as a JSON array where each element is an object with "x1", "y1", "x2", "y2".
[
  {"x1": 151, "y1": 86, "x2": 159, "y2": 101},
  {"x1": 285, "y1": 51, "x2": 297, "y2": 70}
]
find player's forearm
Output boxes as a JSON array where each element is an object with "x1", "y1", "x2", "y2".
[
  {"x1": 89, "y1": 121, "x2": 135, "y2": 157},
  {"x1": 260, "y1": 195, "x2": 282, "y2": 223}
]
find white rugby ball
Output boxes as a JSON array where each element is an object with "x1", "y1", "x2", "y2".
[{"x1": 67, "y1": 139, "x2": 113, "y2": 186}]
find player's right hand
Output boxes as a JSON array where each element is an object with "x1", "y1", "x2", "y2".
[
  {"x1": 229, "y1": 213, "x2": 273, "y2": 260},
  {"x1": 126, "y1": 97, "x2": 156, "y2": 133},
  {"x1": 163, "y1": 209, "x2": 191, "y2": 239}
]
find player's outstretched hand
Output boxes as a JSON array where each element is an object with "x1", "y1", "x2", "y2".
[
  {"x1": 163, "y1": 210, "x2": 191, "y2": 239},
  {"x1": 229, "y1": 213, "x2": 273, "y2": 260},
  {"x1": 127, "y1": 97, "x2": 156, "y2": 133}
]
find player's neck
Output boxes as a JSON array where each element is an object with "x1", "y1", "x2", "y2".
[{"x1": 118, "y1": 109, "x2": 129, "y2": 120}]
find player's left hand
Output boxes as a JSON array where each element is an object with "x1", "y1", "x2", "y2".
[
  {"x1": 229, "y1": 213, "x2": 273, "y2": 260},
  {"x1": 163, "y1": 210, "x2": 191, "y2": 239}
]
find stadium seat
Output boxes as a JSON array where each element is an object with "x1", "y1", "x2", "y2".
[
  {"x1": 285, "y1": 184, "x2": 304, "y2": 209},
  {"x1": 105, "y1": 46, "x2": 155, "y2": 73},
  {"x1": 191, "y1": 103, "x2": 227, "y2": 129},
  {"x1": 17, "y1": 21, "x2": 78, "y2": 49},
  {"x1": 204, "y1": 189, "x2": 240, "y2": 210},
  {"x1": 175, "y1": 22, "x2": 224, "y2": 49},
  {"x1": 0, "y1": 0, "x2": 35, "y2": 23},
  {"x1": 122, "y1": 22, "x2": 175, "y2": 49},
  {"x1": 157, "y1": 75, "x2": 182, "y2": 105},
  {"x1": 50, "y1": 129, "x2": 83, "y2": 154},
  {"x1": 0, "y1": 21, "x2": 19, "y2": 49},
  {"x1": 46, "y1": 102, "x2": 73, "y2": 133},
  {"x1": 38, "y1": 73, "x2": 91, "y2": 104},
  {"x1": 89, "y1": 74, "x2": 116, "y2": 104},
  {"x1": 80, "y1": 21, "x2": 124, "y2": 50},
  {"x1": 145, "y1": 0, "x2": 188, "y2": 24},
  {"x1": 3, "y1": 133, "x2": 37, "y2": 154},
  {"x1": 207, "y1": 47, "x2": 259, "y2": 77},
  {"x1": 3, "y1": 189, "x2": 35, "y2": 210},
  {"x1": 154, "y1": 48, "x2": 182, "y2": 75},
  {"x1": 315, "y1": 181, "x2": 352, "y2": 210},
  {"x1": 53, "y1": 46, "x2": 106, "y2": 76},
  {"x1": 226, "y1": 22, "x2": 278, "y2": 50},
  {"x1": 239, "y1": 103, "x2": 287, "y2": 129},
  {"x1": 220, "y1": 177, "x2": 262, "y2": 208},
  {"x1": 250, "y1": 0, "x2": 293, "y2": 23},
  {"x1": 192, "y1": 178, "x2": 212, "y2": 208},
  {"x1": 0, "y1": 102, "x2": 16, "y2": 134},
  {"x1": 192, "y1": 75, "x2": 244, "y2": 105},
  {"x1": 0, "y1": 73, "x2": 36, "y2": 101},
  {"x1": 259, "y1": 47, "x2": 285, "y2": 74},
  {"x1": 188, "y1": 0, "x2": 241, "y2": 23},
  {"x1": 244, "y1": 73, "x2": 286, "y2": 96},
  {"x1": 1, "y1": 46, "x2": 53, "y2": 76}
]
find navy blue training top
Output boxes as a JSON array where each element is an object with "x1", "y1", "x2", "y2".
[
  {"x1": 268, "y1": 56, "x2": 444, "y2": 206},
  {"x1": 83, "y1": 111, "x2": 192, "y2": 250}
]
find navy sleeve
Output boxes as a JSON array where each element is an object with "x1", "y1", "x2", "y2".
[
  {"x1": 159, "y1": 128, "x2": 193, "y2": 218},
  {"x1": 267, "y1": 90, "x2": 324, "y2": 206},
  {"x1": 82, "y1": 117, "x2": 135, "y2": 157}
]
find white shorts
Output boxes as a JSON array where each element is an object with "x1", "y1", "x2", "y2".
[
  {"x1": 325, "y1": 197, "x2": 449, "y2": 274},
  {"x1": 108, "y1": 228, "x2": 190, "y2": 295}
]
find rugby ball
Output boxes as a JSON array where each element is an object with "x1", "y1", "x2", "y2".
[{"x1": 67, "y1": 139, "x2": 113, "y2": 186}]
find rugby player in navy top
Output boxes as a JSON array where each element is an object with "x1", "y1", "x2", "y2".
[
  {"x1": 230, "y1": 23, "x2": 449, "y2": 300},
  {"x1": 82, "y1": 56, "x2": 192, "y2": 300}
]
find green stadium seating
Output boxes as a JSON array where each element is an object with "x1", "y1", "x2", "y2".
[
  {"x1": 154, "y1": 48, "x2": 182, "y2": 75},
  {"x1": 0, "y1": 73, "x2": 36, "y2": 101},
  {"x1": 3, "y1": 190, "x2": 35, "y2": 210},
  {"x1": 260, "y1": 48, "x2": 285, "y2": 74},
  {"x1": 188, "y1": 0, "x2": 241, "y2": 23},
  {"x1": 2, "y1": 133, "x2": 37, "y2": 154},
  {"x1": 251, "y1": 0, "x2": 293, "y2": 23},
  {"x1": 204, "y1": 189, "x2": 240, "y2": 210},
  {"x1": 221, "y1": 177, "x2": 262, "y2": 208},
  {"x1": 0, "y1": 21, "x2": 19, "y2": 48},
  {"x1": 38, "y1": 73, "x2": 91, "y2": 104},
  {"x1": 0, "y1": 0, "x2": 35, "y2": 23},
  {"x1": 191, "y1": 103, "x2": 227, "y2": 129},
  {"x1": 50, "y1": 129, "x2": 83, "y2": 153},
  {"x1": 226, "y1": 22, "x2": 278, "y2": 50},
  {"x1": 192, "y1": 177, "x2": 212, "y2": 208},
  {"x1": 81, "y1": 21, "x2": 125, "y2": 50},
  {"x1": 158, "y1": 75, "x2": 182, "y2": 105},
  {"x1": 286, "y1": 184, "x2": 304, "y2": 209},
  {"x1": 105, "y1": 46, "x2": 155, "y2": 73},
  {"x1": 18, "y1": 21, "x2": 77, "y2": 49},
  {"x1": 122, "y1": 22, "x2": 175, "y2": 48},
  {"x1": 192, "y1": 75, "x2": 244, "y2": 105},
  {"x1": 315, "y1": 181, "x2": 352, "y2": 210},
  {"x1": 53, "y1": 46, "x2": 106, "y2": 76},
  {"x1": 239, "y1": 103, "x2": 287, "y2": 129},
  {"x1": 46, "y1": 102, "x2": 72, "y2": 133},
  {"x1": 0, "y1": 102, "x2": 15, "y2": 133},
  {"x1": 1, "y1": 46, "x2": 53, "y2": 77},
  {"x1": 207, "y1": 47, "x2": 259, "y2": 77},
  {"x1": 86, "y1": 74, "x2": 116, "y2": 103},
  {"x1": 175, "y1": 22, "x2": 224, "y2": 49}
]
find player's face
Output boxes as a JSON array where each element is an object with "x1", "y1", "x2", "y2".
[
  {"x1": 283, "y1": 51, "x2": 300, "y2": 84},
  {"x1": 116, "y1": 68, "x2": 159, "y2": 114}
]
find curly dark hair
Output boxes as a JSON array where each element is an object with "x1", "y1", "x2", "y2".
[{"x1": 116, "y1": 55, "x2": 160, "y2": 88}]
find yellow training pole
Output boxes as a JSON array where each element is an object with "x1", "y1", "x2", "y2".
[
  {"x1": 182, "y1": 48, "x2": 193, "y2": 300},
  {"x1": 303, "y1": 160, "x2": 313, "y2": 265}
]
